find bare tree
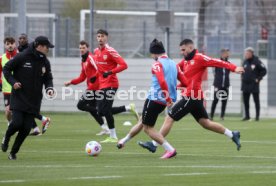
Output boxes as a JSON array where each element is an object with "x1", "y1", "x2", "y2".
[{"x1": 197, "y1": 0, "x2": 217, "y2": 52}]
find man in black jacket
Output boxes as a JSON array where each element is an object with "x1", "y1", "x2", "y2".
[
  {"x1": 1, "y1": 36, "x2": 54, "y2": 160},
  {"x1": 210, "y1": 49, "x2": 230, "y2": 120},
  {"x1": 242, "y1": 47, "x2": 267, "y2": 121},
  {"x1": 18, "y1": 33, "x2": 29, "y2": 52}
]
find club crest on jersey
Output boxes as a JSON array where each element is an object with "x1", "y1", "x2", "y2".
[
  {"x1": 190, "y1": 60, "x2": 195, "y2": 65},
  {"x1": 42, "y1": 66, "x2": 46, "y2": 74},
  {"x1": 251, "y1": 64, "x2": 256, "y2": 70},
  {"x1": 103, "y1": 55, "x2": 108, "y2": 60}
]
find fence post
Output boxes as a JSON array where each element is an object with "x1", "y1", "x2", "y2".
[
  {"x1": 65, "y1": 17, "x2": 70, "y2": 57},
  {"x1": 143, "y1": 21, "x2": 146, "y2": 56}
]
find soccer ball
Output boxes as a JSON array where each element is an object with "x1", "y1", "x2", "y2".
[{"x1": 85, "y1": 141, "x2": 102, "y2": 156}]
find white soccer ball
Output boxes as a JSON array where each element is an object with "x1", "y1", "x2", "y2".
[{"x1": 85, "y1": 141, "x2": 102, "y2": 156}]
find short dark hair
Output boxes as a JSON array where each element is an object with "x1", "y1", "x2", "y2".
[
  {"x1": 97, "y1": 29, "x2": 108, "y2": 36},
  {"x1": 79, "y1": 40, "x2": 89, "y2": 48},
  {"x1": 4, "y1": 37, "x2": 15, "y2": 44},
  {"x1": 179, "y1": 39, "x2": 194, "y2": 46}
]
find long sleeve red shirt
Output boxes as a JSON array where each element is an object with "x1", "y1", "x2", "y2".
[
  {"x1": 70, "y1": 52, "x2": 99, "y2": 90},
  {"x1": 177, "y1": 50, "x2": 237, "y2": 99},
  {"x1": 93, "y1": 44, "x2": 128, "y2": 89}
]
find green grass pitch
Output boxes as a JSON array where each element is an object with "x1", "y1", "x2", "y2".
[{"x1": 0, "y1": 113, "x2": 276, "y2": 186}]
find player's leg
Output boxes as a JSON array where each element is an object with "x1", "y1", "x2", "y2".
[
  {"x1": 139, "y1": 100, "x2": 176, "y2": 159},
  {"x1": 139, "y1": 97, "x2": 190, "y2": 152},
  {"x1": 9, "y1": 112, "x2": 34, "y2": 160},
  {"x1": 242, "y1": 92, "x2": 251, "y2": 120},
  {"x1": 210, "y1": 89, "x2": 219, "y2": 120},
  {"x1": 193, "y1": 100, "x2": 241, "y2": 150},
  {"x1": 34, "y1": 113, "x2": 51, "y2": 134},
  {"x1": 220, "y1": 88, "x2": 229, "y2": 120},
  {"x1": 29, "y1": 120, "x2": 41, "y2": 136},
  {"x1": 112, "y1": 103, "x2": 139, "y2": 121},
  {"x1": 98, "y1": 88, "x2": 118, "y2": 143},
  {"x1": 2, "y1": 110, "x2": 24, "y2": 153},
  {"x1": 77, "y1": 91, "x2": 108, "y2": 135},
  {"x1": 252, "y1": 92, "x2": 260, "y2": 121},
  {"x1": 4, "y1": 94, "x2": 12, "y2": 125},
  {"x1": 117, "y1": 118, "x2": 143, "y2": 149}
]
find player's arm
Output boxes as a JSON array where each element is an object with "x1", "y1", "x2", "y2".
[
  {"x1": 177, "y1": 60, "x2": 184, "y2": 73},
  {"x1": 3, "y1": 55, "x2": 22, "y2": 89},
  {"x1": 64, "y1": 64, "x2": 86, "y2": 86},
  {"x1": 176, "y1": 65, "x2": 187, "y2": 87},
  {"x1": 256, "y1": 59, "x2": 267, "y2": 82},
  {"x1": 88, "y1": 55, "x2": 98, "y2": 83},
  {"x1": 152, "y1": 62, "x2": 172, "y2": 104},
  {"x1": 103, "y1": 49, "x2": 128, "y2": 77},
  {"x1": 200, "y1": 54, "x2": 244, "y2": 73},
  {"x1": 44, "y1": 60, "x2": 54, "y2": 96}
]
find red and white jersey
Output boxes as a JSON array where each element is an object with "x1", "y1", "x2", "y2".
[
  {"x1": 93, "y1": 44, "x2": 128, "y2": 89},
  {"x1": 70, "y1": 52, "x2": 99, "y2": 90},
  {"x1": 177, "y1": 50, "x2": 237, "y2": 99}
]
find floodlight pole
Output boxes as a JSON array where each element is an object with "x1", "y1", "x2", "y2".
[
  {"x1": 89, "y1": 0, "x2": 94, "y2": 50},
  {"x1": 243, "y1": 0, "x2": 247, "y2": 49},
  {"x1": 165, "y1": 0, "x2": 171, "y2": 56},
  {"x1": 18, "y1": 0, "x2": 27, "y2": 35}
]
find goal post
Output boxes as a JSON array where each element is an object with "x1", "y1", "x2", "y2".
[
  {"x1": 80, "y1": 9, "x2": 199, "y2": 47},
  {"x1": 0, "y1": 13, "x2": 57, "y2": 57}
]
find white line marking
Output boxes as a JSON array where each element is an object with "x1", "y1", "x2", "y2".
[
  {"x1": 0, "y1": 180, "x2": 25, "y2": 183},
  {"x1": 251, "y1": 171, "x2": 276, "y2": 174},
  {"x1": 164, "y1": 173, "x2": 209, "y2": 176},
  {"x1": 68, "y1": 176, "x2": 122, "y2": 180}
]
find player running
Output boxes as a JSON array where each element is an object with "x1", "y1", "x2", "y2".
[
  {"x1": 117, "y1": 39, "x2": 187, "y2": 159},
  {"x1": 139, "y1": 39, "x2": 244, "y2": 153},
  {"x1": 64, "y1": 40, "x2": 139, "y2": 136},
  {"x1": 0, "y1": 37, "x2": 17, "y2": 126}
]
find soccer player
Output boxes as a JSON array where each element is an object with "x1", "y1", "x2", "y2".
[
  {"x1": 117, "y1": 39, "x2": 187, "y2": 159},
  {"x1": 93, "y1": 29, "x2": 129, "y2": 143},
  {"x1": 0, "y1": 37, "x2": 17, "y2": 125},
  {"x1": 64, "y1": 40, "x2": 139, "y2": 135},
  {"x1": 139, "y1": 39, "x2": 244, "y2": 153},
  {"x1": 1, "y1": 36, "x2": 54, "y2": 160}
]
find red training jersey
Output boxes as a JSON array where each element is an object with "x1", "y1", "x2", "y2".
[
  {"x1": 70, "y1": 52, "x2": 99, "y2": 90},
  {"x1": 93, "y1": 44, "x2": 128, "y2": 89},
  {"x1": 177, "y1": 50, "x2": 237, "y2": 99}
]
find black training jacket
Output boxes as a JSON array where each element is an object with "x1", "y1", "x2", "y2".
[
  {"x1": 241, "y1": 55, "x2": 266, "y2": 93},
  {"x1": 213, "y1": 58, "x2": 230, "y2": 89},
  {"x1": 3, "y1": 42, "x2": 53, "y2": 114}
]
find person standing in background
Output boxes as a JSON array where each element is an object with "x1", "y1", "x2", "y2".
[
  {"x1": 210, "y1": 49, "x2": 231, "y2": 121},
  {"x1": 241, "y1": 47, "x2": 267, "y2": 121}
]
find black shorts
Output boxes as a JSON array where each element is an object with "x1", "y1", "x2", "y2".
[
  {"x1": 96, "y1": 88, "x2": 117, "y2": 116},
  {"x1": 168, "y1": 97, "x2": 209, "y2": 122},
  {"x1": 4, "y1": 94, "x2": 11, "y2": 107},
  {"x1": 79, "y1": 90, "x2": 97, "y2": 106},
  {"x1": 142, "y1": 99, "x2": 166, "y2": 126}
]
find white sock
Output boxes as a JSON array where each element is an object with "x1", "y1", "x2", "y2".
[
  {"x1": 162, "y1": 141, "x2": 174, "y2": 152},
  {"x1": 110, "y1": 128, "x2": 117, "y2": 139},
  {"x1": 152, "y1": 140, "x2": 159, "y2": 147},
  {"x1": 34, "y1": 126, "x2": 40, "y2": 132},
  {"x1": 101, "y1": 123, "x2": 109, "y2": 131},
  {"x1": 125, "y1": 105, "x2": 131, "y2": 111},
  {"x1": 224, "y1": 128, "x2": 233, "y2": 138},
  {"x1": 120, "y1": 134, "x2": 131, "y2": 144},
  {"x1": 41, "y1": 116, "x2": 47, "y2": 122}
]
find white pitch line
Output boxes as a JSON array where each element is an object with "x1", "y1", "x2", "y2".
[
  {"x1": 68, "y1": 176, "x2": 122, "y2": 180},
  {"x1": 164, "y1": 173, "x2": 209, "y2": 176},
  {"x1": 251, "y1": 171, "x2": 276, "y2": 174},
  {"x1": 19, "y1": 150, "x2": 276, "y2": 160},
  {"x1": 0, "y1": 180, "x2": 25, "y2": 183}
]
